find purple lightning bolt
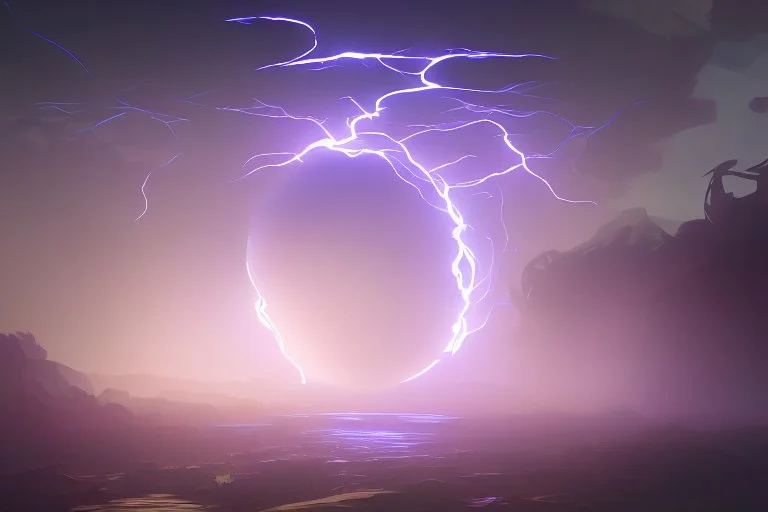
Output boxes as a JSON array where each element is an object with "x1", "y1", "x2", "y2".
[
  {"x1": 225, "y1": 16, "x2": 609, "y2": 384},
  {"x1": 16, "y1": 9, "x2": 622, "y2": 386}
]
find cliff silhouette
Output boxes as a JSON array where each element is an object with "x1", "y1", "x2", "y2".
[
  {"x1": 0, "y1": 332, "x2": 271, "y2": 480},
  {"x1": 515, "y1": 158, "x2": 768, "y2": 423},
  {"x1": 0, "y1": 332, "x2": 137, "y2": 473},
  {"x1": 0, "y1": 332, "x2": 94, "y2": 395}
]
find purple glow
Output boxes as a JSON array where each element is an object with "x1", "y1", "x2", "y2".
[
  {"x1": 15, "y1": 9, "x2": 618, "y2": 386},
  {"x1": 305, "y1": 412, "x2": 456, "y2": 460},
  {"x1": 467, "y1": 496, "x2": 505, "y2": 508},
  {"x1": 232, "y1": 17, "x2": 606, "y2": 384}
]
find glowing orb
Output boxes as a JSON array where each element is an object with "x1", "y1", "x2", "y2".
[{"x1": 247, "y1": 153, "x2": 461, "y2": 389}]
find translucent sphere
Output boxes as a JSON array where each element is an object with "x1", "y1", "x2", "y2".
[{"x1": 247, "y1": 152, "x2": 460, "y2": 389}]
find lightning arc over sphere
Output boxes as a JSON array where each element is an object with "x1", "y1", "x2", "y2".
[
  {"x1": 14, "y1": 7, "x2": 624, "y2": 386},
  {"x1": 227, "y1": 16, "x2": 609, "y2": 385}
]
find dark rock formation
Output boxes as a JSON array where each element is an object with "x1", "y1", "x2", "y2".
[
  {"x1": 0, "y1": 332, "x2": 94, "y2": 395},
  {"x1": 515, "y1": 160, "x2": 768, "y2": 423},
  {"x1": 0, "y1": 332, "x2": 136, "y2": 474}
]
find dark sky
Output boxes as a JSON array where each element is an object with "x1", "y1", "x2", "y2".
[{"x1": 1, "y1": 0, "x2": 767, "y2": 386}]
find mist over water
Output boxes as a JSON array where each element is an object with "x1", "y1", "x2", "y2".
[{"x1": 4, "y1": 2, "x2": 768, "y2": 510}]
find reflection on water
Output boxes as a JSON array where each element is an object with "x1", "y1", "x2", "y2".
[
  {"x1": 71, "y1": 494, "x2": 212, "y2": 511},
  {"x1": 467, "y1": 496, "x2": 505, "y2": 508},
  {"x1": 278, "y1": 412, "x2": 459, "y2": 462},
  {"x1": 72, "y1": 413, "x2": 460, "y2": 511},
  {"x1": 221, "y1": 413, "x2": 460, "y2": 460},
  {"x1": 317, "y1": 412, "x2": 456, "y2": 424},
  {"x1": 310, "y1": 427, "x2": 434, "y2": 459}
]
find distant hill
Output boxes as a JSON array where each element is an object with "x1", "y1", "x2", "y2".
[
  {"x1": 88, "y1": 372, "x2": 274, "y2": 403},
  {"x1": 96, "y1": 387, "x2": 266, "y2": 426},
  {"x1": 574, "y1": 207, "x2": 673, "y2": 253},
  {"x1": 649, "y1": 213, "x2": 684, "y2": 235}
]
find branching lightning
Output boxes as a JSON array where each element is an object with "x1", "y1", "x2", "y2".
[
  {"x1": 224, "y1": 16, "x2": 610, "y2": 384},
  {"x1": 12, "y1": 8, "x2": 624, "y2": 385}
]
